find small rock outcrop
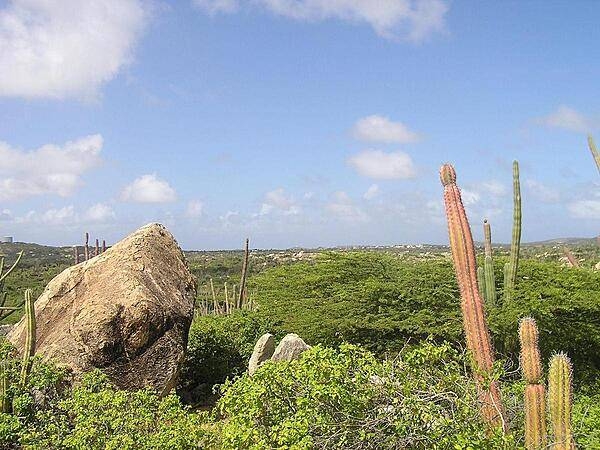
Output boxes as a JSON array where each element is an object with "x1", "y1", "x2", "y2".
[
  {"x1": 248, "y1": 333, "x2": 275, "y2": 375},
  {"x1": 8, "y1": 223, "x2": 196, "y2": 394},
  {"x1": 271, "y1": 333, "x2": 310, "y2": 362}
]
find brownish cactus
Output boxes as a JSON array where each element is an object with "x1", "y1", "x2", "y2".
[
  {"x1": 519, "y1": 318, "x2": 547, "y2": 449},
  {"x1": 440, "y1": 163, "x2": 506, "y2": 431}
]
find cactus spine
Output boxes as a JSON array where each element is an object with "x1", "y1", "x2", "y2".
[
  {"x1": 440, "y1": 164, "x2": 506, "y2": 431},
  {"x1": 481, "y1": 220, "x2": 497, "y2": 307},
  {"x1": 588, "y1": 135, "x2": 600, "y2": 174},
  {"x1": 548, "y1": 354, "x2": 575, "y2": 450},
  {"x1": 503, "y1": 161, "x2": 521, "y2": 302},
  {"x1": 519, "y1": 318, "x2": 547, "y2": 449},
  {"x1": 0, "y1": 361, "x2": 8, "y2": 413},
  {"x1": 19, "y1": 289, "x2": 36, "y2": 387}
]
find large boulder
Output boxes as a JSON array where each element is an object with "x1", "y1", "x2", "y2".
[
  {"x1": 248, "y1": 333, "x2": 275, "y2": 375},
  {"x1": 271, "y1": 333, "x2": 310, "y2": 362},
  {"x1": 8, "y1": 223, "x2": 196, "y2": 394}
]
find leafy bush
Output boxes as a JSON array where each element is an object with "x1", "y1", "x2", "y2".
[
  {"x1": 250, "y1": 252, "x2": 600, "y2": 386},
  {"x1": 216, "y1": 342, "x2": 517, "y2": 449},
  {"x1": 178, "y1": 310, "x2": 274, "y2": 405}
]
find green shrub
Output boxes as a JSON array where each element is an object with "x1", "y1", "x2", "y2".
[
  {"x1": 216, "y1": 342, "x2": 517, "y2": 449},
  {"x1": 178, "y1": 310, "x2": 274, "y2": 405},
  {"x1": 250, "y1": 252, "x2": 600, "y2": 386}
]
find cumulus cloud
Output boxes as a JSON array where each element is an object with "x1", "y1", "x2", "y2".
[
  {"x1": 460, "y1": 188, "x2": 480, "y2": 206},
  {"x1": 0, "y1": 134, "x2": 103, "y2": 201},
  {"x1": 193, "y1": 0, "x2": 448, "y2": 41},
  {"x1": 121, "y1": 174, "x2": 177, "y2": 203},
  {"x1": 353, "y1": 115, "x2": 420, "y2": 143},
  {"x1": 260, "y1": 188, "x2": 300, "y2": 215},
  {"x1": 363, "y1": 184, "x2": 380, "y2": 200},
  {"x1": 193, "y1": 0, "x2": 239, "y2": 14},
  {"x1": 568, "y1": 199, "x2": 600, "y2": 219},
  {"x1": 326, "y1": 191, "x2": 367, "y2": 222},
  {"x1": 185, "y1": 200, "x2": 204, "y2": 218},
  {"x1": 0, "y1": 0, "x2": 150, "y2": 100},
  {"x1": 348, "y1": 150, "x2": 416, "y2": 179},
  {"x1": 84, "y1": 203, "x2": 116, "y2": 222},
  {"x1": 481, "y1": 180, "x2": 507, "y2": 197},
  {"x1": 525, "y1": 179, "x2": 560, "y2": 203},
  {"x1": 537, "y1": 105, "x2": 599, "y2": 133}
]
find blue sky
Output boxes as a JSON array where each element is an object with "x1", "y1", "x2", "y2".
[{"x1": 0, "y1": 0, "x2": 599, "y2": 249}]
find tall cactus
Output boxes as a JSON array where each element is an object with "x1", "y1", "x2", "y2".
[
  {"x1": 19, "y1": 289, "x2": 36, "y2": 387},
  {"x1": 519, "y1": 318, "x2": 547, "y2": 449},
  {"x1": 0, "y1": 251, "x2": 24, "y2": 321},
  {"x1": 504, "y1": 161, "x2": 521, "y2": 302},
  {"x1": 480, "y1": 220, "x2": 497, "y2": 307},
  {"x1": 440, "y1": 164, "x2": 506, "y2": 431},
  {"x1": 0, "y1": 361, "x2": 8, "y2": 413},
  {"x1": 588, "y1": 135, "x2": 600, "y2": 174},
  {"x1": 548, "y1": 354, "x2": 575, "y2": 450}
]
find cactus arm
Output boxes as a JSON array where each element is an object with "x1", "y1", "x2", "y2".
[
  {"x1": 588, "y1": 135, "x2": 600, "y2": 174},
  {"x1": 440, "y1": 164, "x2": 506, "y2": 431},
  {"x1": 0, "y1": 251, "x2": 23, "y2": 284},
  {"x1": 19, "y1": 289, "x2": 36, "y2": 387},
  {"x1": 548, "y1": 354, "x2": 575, "y2": 450},
  {"x1": 519, "y1": 318, "x2": 547, "y2": 449},
  {"x1": 503, "y1": 161, "x2": 521, "y2": 302}
]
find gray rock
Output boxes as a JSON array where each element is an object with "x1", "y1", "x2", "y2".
[
  {"x1": 248, "y1": 333, "x2": 275, "y2": 375},
  {"x1": 8, "y1": 223, "x2": 196, "y2": 395},
  {"x1": 271, "y1": 333, "x2": 310, "y2": 362},
  {"x1": 0, "y1": 324, "x2": 12, "y2": 337}
]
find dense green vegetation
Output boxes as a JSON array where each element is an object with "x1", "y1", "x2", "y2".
[
  {"x1": 1, "y1": 245, "x2": 599, "y2": 447},
  {"x1": 249, "y1": 252, "x2": 600, "y2": 385}
]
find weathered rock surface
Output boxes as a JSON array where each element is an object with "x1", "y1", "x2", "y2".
[
  {"x1": 248, "y1": 333, "x2": 275, "y2": 375},
  {"x1": 8, "y1": 223, "x2": 196, "y2": 394},
  {"x1": 271, "y1": 333, "x2": 310, "y2": 362}
]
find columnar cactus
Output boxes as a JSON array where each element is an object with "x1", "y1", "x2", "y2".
[
  {"x1": 84, "y1": 232, "x2": 90, "y2": 261},
  {"x1": 548, "y1": 354, "x2": 575, "y2": 450},
  {"x1": 588, "y1": 135, "x2": 600, "y2": 174},
  {"x1": 19, "y1": 289, "x2": 36, "y2": 387},
  {"x1": 0, "y1": 361, "x2": 8, "y2": 413},
  {"x1": 239, "y1": 238, "x2": 250, "y2": 305},
  {"x1": 481, "y1": 220, "x2": 497, "y2": 307},
  {"x1": 504, "y1": 161, "x2": 521, "y2": 302},
  {"x1": 519, "y1": 318, "x2": 547, "y2": 449},
  {"x1": 440, "y1": 164, "x2": 506, "y2": 431}
]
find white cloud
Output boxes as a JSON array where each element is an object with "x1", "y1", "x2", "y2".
[
  {"x1": 193, "y1": 0, "x2": 239, "y2": 14},
  {"x1": 0, "y1": 134, "x2": 103, "y2": 201},
  {"x1": 326, "y1": 191, "x2": 367, "y2": 222},
  {"x1": 353, "y1": 115, "x2": 420, "y2": 143},
  {"x1": 348, "y1": 150, "x2": 416, "y2": 179},
  {"x1": 537, "y1": 106, "x2": 598, "y2": 133},
  {"x1": 363, "y1": 184, "x2": 380, "y2": 200},
  {"x1": 0, "y1": 0, "x2": 150, "y2": 100},
  {"x1": 481, "y1": 180, "x2": 507, "y2": 197},
  {"x1": 260, "y1": 188, "x2": 300, "y2": 215},
  {"x1": 185, "y1": 200, "x2": 204, "y2": 218},
  {"x1": 0, "y1": 209, "x2": 13, "y2": 221},
  {"x1": 525, "y1": 179, "x2": 560, "y2": 203},
  {"x1": 84, "y1": 203, "x2": 116, "y2": 222},
  {"x1": 568, "y1": 199, "x2": 600, "y2": 219},
  {"x1": 194, "y1": 0, "x2": 448, "y2": 41},
  {"x1": 460, "y1": 188, "x2": 480, "y2": 206},
  {"x1": 121, "y1": 174, "x2": 177, "y2": 203}
]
